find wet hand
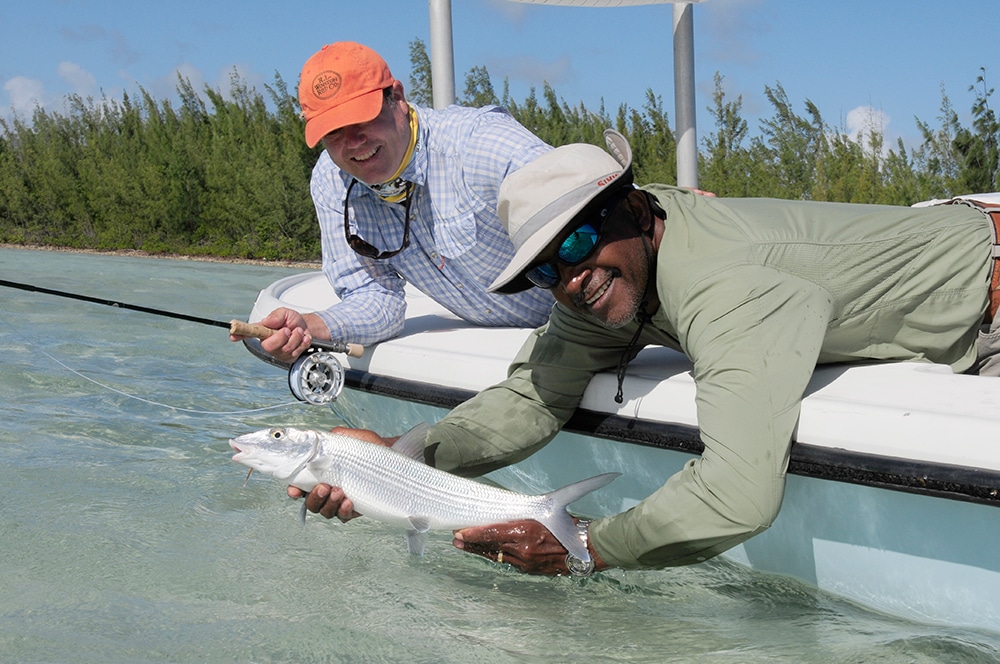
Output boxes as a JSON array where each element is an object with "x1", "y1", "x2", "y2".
[
  {"x1": 287, "y1": 483, "x2": 360, "y2": 522},
  {"x1": 453, "y1": 519, "x2": 606, "y2": 576},
  {"x1": 285, "y1": 427, "x2": 393, "y2": 522}
]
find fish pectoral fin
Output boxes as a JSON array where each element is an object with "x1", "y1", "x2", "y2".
[
  {"x1": 405, "y1": 529, "x2": 429, "y2": 556},
  {"x1": 406, "y1": 516, "x2": 431, "y2": 533},
  {"x1": 404, "y1": 517, "x2": 431, "y2": 556}
]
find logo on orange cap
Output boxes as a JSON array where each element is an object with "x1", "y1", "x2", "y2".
[{"x1": 311, "y1": 71, "x2": 342, "y2": 100}]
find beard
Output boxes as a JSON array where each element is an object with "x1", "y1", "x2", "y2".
[
  {"x1": 598, "y1": 284, "x2": 645, "y2": 329},
  {"x1": 575, "y1": 264, "x2": 649, "y2": 330}
]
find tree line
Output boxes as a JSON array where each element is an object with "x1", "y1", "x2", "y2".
[{"x1": 1, "y1": 39, "x2": 997, "y2": 261}]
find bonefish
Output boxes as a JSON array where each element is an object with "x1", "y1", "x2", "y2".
[{"x1": 230, "y1": 424, "x2": 619, "y2": 561}]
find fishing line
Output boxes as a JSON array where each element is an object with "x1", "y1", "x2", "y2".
[
  {"x1": 0, "y1": 277, "x2": 312, "y2": 415},
  {"x1": 328, "y1": 400, "x2": 360, "y2": 429},
  {"x1": 36, "y1": 347, "x2": 304, "y2": 415}
]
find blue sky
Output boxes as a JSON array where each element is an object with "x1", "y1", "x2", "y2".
[{"x1": 1, "y1": 0, "x2": 995, "y2": 153}]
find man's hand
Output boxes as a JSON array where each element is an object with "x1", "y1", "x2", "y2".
[
  {"x1": 286, "y1": 427, "x2": 396, "y2": 521},
  {"x1": 453, "y1": 519, "x2": 608, "y2": 576},
  {"x1": 229, "y1": 307, "x2": 317, "y2": 364},
  {"x1": 287, "y1": 483, "x2": 360, "y2": 521}
]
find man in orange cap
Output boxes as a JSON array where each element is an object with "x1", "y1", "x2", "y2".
[{"x1": 240, "y1": 42, "x2": 554, "y2": 363}]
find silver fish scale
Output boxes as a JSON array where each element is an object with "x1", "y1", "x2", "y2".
[{"x1": 319, "y1": 433, "x2": 553, "y2": 530}]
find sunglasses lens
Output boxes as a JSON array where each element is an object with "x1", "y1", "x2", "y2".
[
  {"x1": 558, "y1": 224, "x2": 599, "y2": 264},
  {"x1": 348, "y1": 237, "x2": 379, "y2": 259},
  {"x1": 526, "y1": 263, "x2": 560, "y2": 289},
  {"x1": 523, "y1": 221, "x2": 604, "y2": 289}
]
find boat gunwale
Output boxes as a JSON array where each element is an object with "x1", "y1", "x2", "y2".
[{"x1": 246, "y1": 339, "x2": 1000, "y2": 509}]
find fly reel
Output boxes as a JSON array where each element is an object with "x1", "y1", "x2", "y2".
[{"x1": 288, "y1": 349, "x2": 345, "y2": 405}]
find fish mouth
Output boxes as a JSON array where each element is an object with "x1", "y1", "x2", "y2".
[{"x1": 229, "y1": 439, "x2": 245, "y2": 460}]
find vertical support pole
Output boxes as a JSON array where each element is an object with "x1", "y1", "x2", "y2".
[
  {"x1": 428, "y1": 0, "x2": 456, "y2": 108},
  {"x1": 673, "y1": 2, "x2": 698, "y2": 188}
]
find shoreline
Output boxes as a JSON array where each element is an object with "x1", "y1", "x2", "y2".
[{"x1": 0, "y1": 243, "x2": 322, "y2": 270}]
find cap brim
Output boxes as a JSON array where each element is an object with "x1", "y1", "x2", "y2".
[{"x1": 304, "y1": 88, "x2": 384, "y2": 148}]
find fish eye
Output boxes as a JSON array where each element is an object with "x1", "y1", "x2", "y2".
[{"x1": 269, "y1": 428, "x2": 285, "y2": 439}]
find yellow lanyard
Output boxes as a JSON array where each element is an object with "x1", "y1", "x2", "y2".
[{"x1": 369, "y1": 105, "x2": 419, "y2": 203}]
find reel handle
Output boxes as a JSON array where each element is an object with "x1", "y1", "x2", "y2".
[{"x1": 229, "y1": 320, "x2": 364, "y2": 358}]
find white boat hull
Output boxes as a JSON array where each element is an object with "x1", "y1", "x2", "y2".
[{"x1": 246, "y1": 270, "x2": 1000, "y2": 634}]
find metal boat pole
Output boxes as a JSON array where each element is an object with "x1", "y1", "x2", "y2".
[
  {"x1": 673, "y1": 2, "x2": 698, "y2": 188},
  {"x1": 428, "y1": 0, "x2": 456, "y2": 108}
]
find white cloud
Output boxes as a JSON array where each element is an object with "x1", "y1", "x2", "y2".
[
  {"x1": 213, "y1": 63, "x2": 266, "y2": 100},
  {"x1": 173, "y1": 62, "x2": 205, "y2": 90},
  {"x1": 846, "y1": 104, "x2": 890, "y2": 145},
  {"x1": 3, "y1": 76, "x2": 45, "y2": 115},
  {"x1": 702, "y1": 0, "x2": 770, "y2": 66},
  {"x1": 57, "y1": 61, "x2": 97, "y2": 97},
  {"x1": 487, "y1": 0, "x2": 529, "y2": 25},
  {"x1": 487, "y1": 54, "x2": 573, "y2": 89},
  {"x1": 60, "y1": 24, "x2": 140, "y2": 67},
  {"x1": 145, "y1": 62, "x2": 206, "y2": 102}
]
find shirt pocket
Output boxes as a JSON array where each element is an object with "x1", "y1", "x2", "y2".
[{"x1": 433, "y1": 209, "x2": 479, "y2": 259}]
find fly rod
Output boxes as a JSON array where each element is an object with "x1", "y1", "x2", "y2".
[{"x1": 0, "y1": 278, "x2": 363, "y2": 358}]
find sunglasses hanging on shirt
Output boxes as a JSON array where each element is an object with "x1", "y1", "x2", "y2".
[{"x1": 343, "y1": 177, "x2": 414, "y2": 260}]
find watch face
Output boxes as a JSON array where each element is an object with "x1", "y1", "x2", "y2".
[{"x1": 566, "y1": 554, "x2": 595, "y2": 577}]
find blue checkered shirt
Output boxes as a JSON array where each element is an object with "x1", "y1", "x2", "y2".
[{"x1": 310, "y1": 105, "x2": 555, "y2": 345}]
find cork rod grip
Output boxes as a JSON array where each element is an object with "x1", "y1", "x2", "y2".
[{"x1": 229, "y1": 320, "x2": 364, "y2": 358}]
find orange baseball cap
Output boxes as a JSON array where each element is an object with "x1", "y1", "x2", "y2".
[{"x1": 299, "y1": 42, "x2": 397, "y2": 148}]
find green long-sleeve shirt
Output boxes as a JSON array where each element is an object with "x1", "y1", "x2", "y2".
[{"x1": 424, "y1": 186, "x2": 993, "y2": 569}]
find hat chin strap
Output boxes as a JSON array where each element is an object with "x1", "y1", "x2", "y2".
[{"x1": 613, "y1": 211, "x2": 657, "y2": 404}]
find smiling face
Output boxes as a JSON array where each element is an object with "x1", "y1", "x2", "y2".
[
  {"x1": 320, "y1": 81, "x2": 411, "y2": 186},
  {"x1": 543, "y1": 190, "x2": 662, "y2": 328}
]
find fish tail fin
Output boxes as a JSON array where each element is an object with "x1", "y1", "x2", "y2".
[{"x1": 538, "y1": 472, "x2": 620, "y2": 562}]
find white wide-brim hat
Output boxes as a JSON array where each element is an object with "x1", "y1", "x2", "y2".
[{"x1": 489, "y1": 129, "x2": 633, "y2": 293}]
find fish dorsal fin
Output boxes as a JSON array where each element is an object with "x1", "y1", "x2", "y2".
[{"x1": 390, "y1": 422, "x2": 430, "y2": 462}]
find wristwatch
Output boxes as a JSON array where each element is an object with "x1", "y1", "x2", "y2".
[{"x1": 565, "y1": 519, "x2": 595, "y2": 577}]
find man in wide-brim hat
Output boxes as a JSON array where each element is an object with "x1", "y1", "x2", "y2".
[{"x1": 296, "y1": 129, "x2": 1000, "y2": 576}]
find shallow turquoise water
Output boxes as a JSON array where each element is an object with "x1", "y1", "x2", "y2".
[{"x1": 2, "y1": 247, "x2": 999, "y2": 663}]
